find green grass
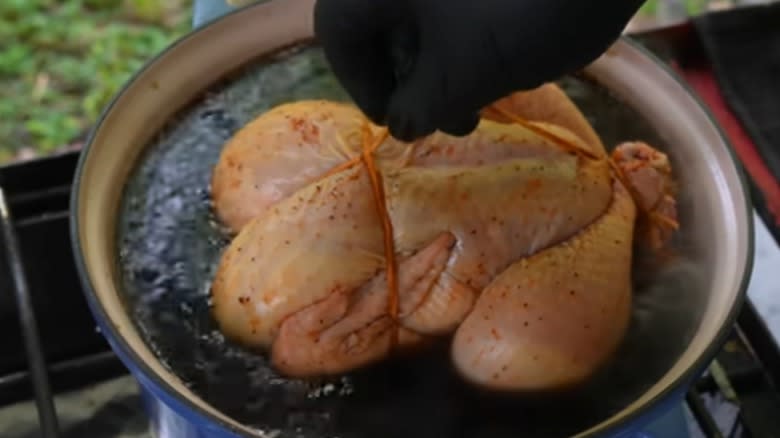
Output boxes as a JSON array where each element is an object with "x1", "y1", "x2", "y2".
[
  {"x1": 639, "y1": 0, "x2": 715, "y2": 16},
  {"x1": 0, "y1": 0, "x2": 191, "y2": 163},
  {"x1": 639, "y1": 0, "x2": 661, "y2": 15}
]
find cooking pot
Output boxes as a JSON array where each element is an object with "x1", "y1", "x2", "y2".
[{"x1": 70, "y1": 0, "x2": 754, "y2": 436}]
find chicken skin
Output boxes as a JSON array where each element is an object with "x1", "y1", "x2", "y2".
[{"x1": 209, "y1": 84, "x2": 678, "y2": 391}]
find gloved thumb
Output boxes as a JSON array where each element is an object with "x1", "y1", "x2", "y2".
[{"x1": 314, "y1": 0, "x2": 400, "y2": 125}]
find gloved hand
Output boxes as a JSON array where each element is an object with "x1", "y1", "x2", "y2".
[{"x1": 314, "y1": 0, "x2": 645, "y2": 142}]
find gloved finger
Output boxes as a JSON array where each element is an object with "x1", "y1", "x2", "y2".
[
  {"x1": 386, "y1": 108, "x2": 437, "y2": 142},
  {"x1": 314, "y1": 0, "x2": 400, "y2": 124},
  {"x1": 385, "y1": 22, "x2": 499, "y2": 142},
  {"x1": 385, "y1": 45, "x2": 444, "y2": 141},
  {"x1": 437, "y1": 111, "x2": 480, "y2": 137}
]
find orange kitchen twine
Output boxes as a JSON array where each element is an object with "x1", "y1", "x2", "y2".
[{"x1": 322, "y1": 124, "x2": 399, "y2": 348}]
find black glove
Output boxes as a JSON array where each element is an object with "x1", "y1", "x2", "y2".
[{"x1": 314, "y1": 0, "x2": 645, "y2": 142}]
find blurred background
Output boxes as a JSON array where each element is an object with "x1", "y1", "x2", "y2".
[{"x1": 0, "y1": 0, "x2": 771, "y2": 165}]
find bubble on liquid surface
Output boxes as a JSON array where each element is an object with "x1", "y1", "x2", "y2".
[{"x1": 116, "y1": 45, "x2": 710, "y2": 437}]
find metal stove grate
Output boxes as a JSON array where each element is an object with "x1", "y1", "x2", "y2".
[
  {"x1": 0, "y1": 153, "x2": 128, "y2": 437},
  {"x1": 0, "y1": 179, "x2": 59, "y2": 437}
]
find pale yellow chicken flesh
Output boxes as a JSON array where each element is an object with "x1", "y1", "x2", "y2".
[{"x1": 209, "y1": 84, "x2": 678, "y2": 391}]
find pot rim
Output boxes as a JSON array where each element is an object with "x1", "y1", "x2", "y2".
[{"x1": 69, "y1": 2, "x2": 755, "y2": 436}]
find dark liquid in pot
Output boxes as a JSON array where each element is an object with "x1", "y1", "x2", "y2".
[{"x1": 117, "y1": 45, "x2": 706, "y2": 437}]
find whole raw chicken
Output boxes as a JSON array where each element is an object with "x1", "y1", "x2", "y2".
[{"x1": 209, "y1": 84, "x2": 678, "y2": 392}]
